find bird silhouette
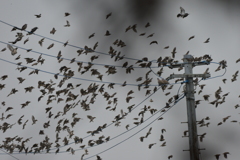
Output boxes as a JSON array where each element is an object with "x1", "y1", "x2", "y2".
[{"x1": 177, "y1": 7, "x2": 189, "y2": 18}]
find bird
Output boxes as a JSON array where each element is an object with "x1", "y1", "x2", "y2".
[
  {"x1": 34, "y1": 14, "x2": 41, "y2": 18},
  {"x1": 105, "y1": 30, "x2": 111, "y2": 36},
  {"x1": 64, "y1": 20, "x2": 70, "y2": 27},
  {"x1": 204, "y1": 38, "x2": 210, "y2": 43},
  {"x1": 88, "y1": 33, "x2": 95, "y2": 39},
  {"x1": 32, "y1": 116, "x2": 38, "y2": 125},
  {"x1": 147, "y1": 33, "x2": 154, "y2": 38},
  {"x1": 1, "y1": 48, "x2": 6, "y2": 52},
  {"x1": 188, "y1": 35, "x2": 195, "y2": 40},
  {"x1": 171, "y1": 47, "x2": 177, "y2": 58},
  {"x1": 223, "y1": 152, "x2": 230, "y2": 158},
  {"x1": 215, "y1": 154, "x2": 220, "y2": 160},
  {"x1": 65, "y1": 12, "x2": 71, "y2": 17},
  {"x1": 27, "y1": 27, "x2": 38, "y2": 35},
  {"x1": 177, "y1": 7, "x2": 189, "y2": 18},
  {"x1": 150, "y1": 41, "x2": 158, "y2": 45},
  {"x1": 7, "y1": 44, "x2": 17, "y2": 55},
  {"x1": 87, "y1": 115, "x2": 96, "y2": 122},
  {"x1": 106, "y1": 12, "x2": 112, "y2": 19},
  {"x1": 164, "y1": 46, "x2": 169, "y2": 49},
  {"x1": 50, "y1": 28, "x2": 56, "y2": 34},
  {"x1": 47, "y1": 43, "x2": 54, "y2": 49},
  {"x1": 17, "y1": 77, "x2": 25, "y2": 84},
  {"x1": 23, "y1": 38, "x2": 29, "y2": 44},
  {"x1": 145, "y1": 22, "x2": 150, "y2": 28},
  {"x1": 21, "y1": 24, "x2": 27, "y2": 30},
  {"x1": 148, "y1": 143, "x2": 156, "y2": 149},
  {"x1": 168, "y1": 155, "x2": 173, "y2": 159}
]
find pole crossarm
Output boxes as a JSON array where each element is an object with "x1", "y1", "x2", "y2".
[
  {"x1": 168, "y1": 73, "x2": 211, "y2": 80},
  {"x1": 168, "y1": 61, "x2": 210, "y2": 69}
]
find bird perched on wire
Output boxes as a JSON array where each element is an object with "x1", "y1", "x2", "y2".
[{"x1": 177, "y1": 7, "x2": 189, "y2": 18}]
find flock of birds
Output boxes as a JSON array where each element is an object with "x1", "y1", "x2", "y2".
[{"x1": 0, "y1": 7, "x2": 239, "y2": 160}]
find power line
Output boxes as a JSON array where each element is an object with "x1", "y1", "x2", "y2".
[
  {"x1": 0, "y1": 149, "x2": 19, "y2": 160},
  {"x1": 0, "y1": 19, "x2": 147, "y2": 62},
  {"x1": 0, "y1": 57, "x2": 182, "y2": 87},
  {"x1": 83, "y1": 94, "x2": 186, "y2": 160},
  {"x1": 0, "y1": 41, "x2": 161, "y2": 69}
]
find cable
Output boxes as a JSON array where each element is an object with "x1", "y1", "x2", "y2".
[
  {"x1": 83, "y1": 93, "x2": 186, "y2": 160},
  {"x1": 0, "y1": 19, "x2": 148, "y2": 62},
  {"x1": 0, "y1": 41, "x2": 160, "y2": 69},
  {"x1": 0, "y1": 149, "x2": 19, "y2": 160},
  {"x1": 0, "y1": 57, "x2": 181, "y2": 87},
  {"x1": 0, "y1": 86, "x2": 161, "y2": 155}
]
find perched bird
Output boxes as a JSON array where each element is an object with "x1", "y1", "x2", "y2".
[
  {"x1": 35, "y1": 14, "x2": 41, "y2": 18},
  {"x1": 188, "y1": 35, "x2": 195, "y2": 41},
  {"x1": 27, "y1": 27, "x2": 38, "y2": 35},
  {"x1": 21, "y1": 24, "x2": 27, "y2": 30},
  {"x1": 106, "y1": 12, "x2": 112, "y2": 19},
  {"x1": 177, "y1": 7, "x2": 189, "y2": 18},
  {"x1": 204, "y1": 38, "x2": 210, "y2": 43}
]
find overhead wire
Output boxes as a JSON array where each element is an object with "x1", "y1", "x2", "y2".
[
  {"x1": 0, "y1": 149, "x2": 19, "y2": 160},
  {"x1": 0, "y1": 92, "x2": 185, "y2": 155},
  {"x1": 0, "y1": 57, "x2": 182, "y2": 87},
  {"x1": 0, "y1": 41, "x2": 160, "y2": 69},
  {"x1": 0, "y1": 19, "x2": 150, "y2": 62},
  {"x1": 83, "y1": 93, "x2": 186, "y2": 160}
]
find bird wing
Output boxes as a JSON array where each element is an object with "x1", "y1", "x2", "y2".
[
  {"x1": 7, "y1": 44, "x2": 14, "y2": 52},
  {"x1": 180, "y1": 7, "x2": 185, "y2": 14}
]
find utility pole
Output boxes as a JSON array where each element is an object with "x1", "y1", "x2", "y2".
[{"x1": 167, "y1": 55, "x2": 210, "y2": 160}]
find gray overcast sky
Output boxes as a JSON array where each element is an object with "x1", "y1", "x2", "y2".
[{"x1": 0, "y1": 0, "x2": 240, "y2": 160}]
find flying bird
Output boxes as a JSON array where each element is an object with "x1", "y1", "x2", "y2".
[
  {"x1": 50, "y1": 28, "x2": 56, "y2": 34},
  {"x1": 64, "y1": 20, "x2": 70, "y2": 27},
  {"x1": 171, "y1": 47, "x2": 177, "y2": 58},
  {"x1": 88, "y1": 33, "x2": 95, "y2": 39},
  {"x1": 188, "y1": 35, "x2": 195, "y2": 40},
  {"x1": 145, "y1": 22, "x2": 150, "y2": 28},
  {"x1": 204, "y1": 38, "x2": 210, "y2": 43},
  {"x1": 106, "y1": 12, "x2": 112, "y2": 19},
  {"x1": 7, "y1": 44, "x2": 17, "y2": 55},
  {"x1": 65, "y1": 12, "x2": 70, "y2": 17},
  {"x1": 35, "y1": 14, "x2": 41, "y2": 18},
  {"x1": 177, "y1": 7, "x2": 189, "y2": 18},
  {"x1": 105, "y1": 30, "x2": 111, "y2": 36},
  {"x1": 223, "y1": 152, "x2": 230, "y2": 158},
  {"x1": 150, "y1": 41, "x2": 158, "y2": 45}
]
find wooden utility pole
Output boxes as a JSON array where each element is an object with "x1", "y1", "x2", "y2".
[{"x1": 167, "y1": 55, "x2": 210, "y2": 160}]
